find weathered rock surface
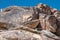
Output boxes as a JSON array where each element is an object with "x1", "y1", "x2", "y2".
[
  {"x1": 0, "y1": 6, "x2": 33, "y2": 29},
  {"x1": 0, "y1": 30, "x2": 59, "y2": 40},
  {"x1": 39, "y1": 14, "x2": 57, "y2": 32},
  {"x1": 0, "y1": 3, "x2": 60, "y2": 40}
]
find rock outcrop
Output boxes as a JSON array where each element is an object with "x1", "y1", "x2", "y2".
[{"x1": 0, "y1": 3, "x2": 60, "y2": 40}]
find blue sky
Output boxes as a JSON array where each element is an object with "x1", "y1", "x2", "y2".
[{"x1": 0, "y1": 0, "x2": 60, "y2": 10}]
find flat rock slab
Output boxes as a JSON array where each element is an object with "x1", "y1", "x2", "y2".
[
  {"x1": 0, "y1": 30, "x2": 59, "y2": 40},
  {"x1": 0, "y1": 30, "x2": 42, "y2": 40}
]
